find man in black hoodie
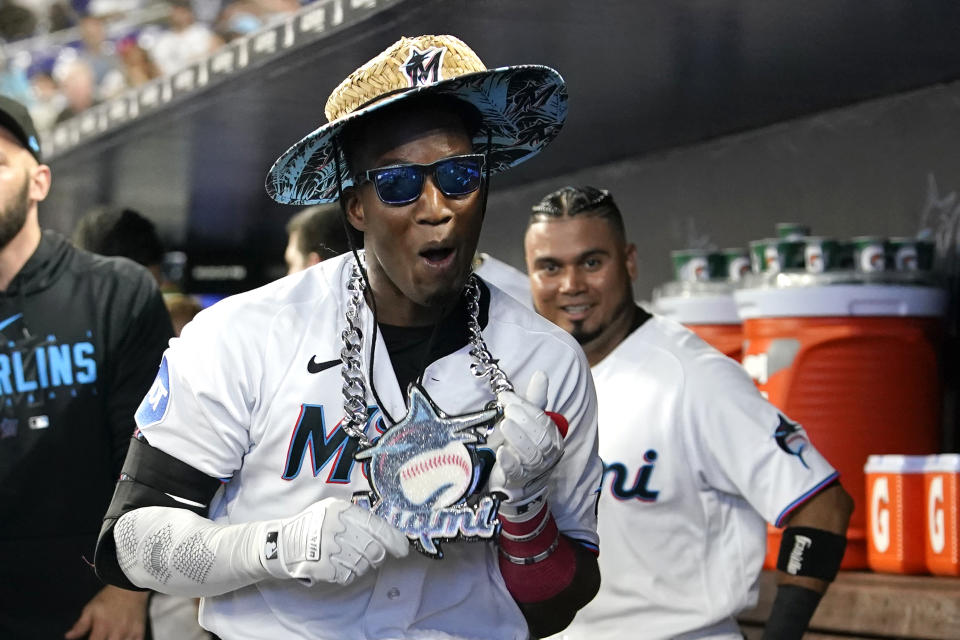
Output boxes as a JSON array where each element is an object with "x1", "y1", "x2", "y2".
[{"x1": 0, "y1": 96, "x2": 174, "y2": 639}]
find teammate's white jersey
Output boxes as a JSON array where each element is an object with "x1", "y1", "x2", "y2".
[
  {"x1": 558, "y1": 315, "x2": 838, "y2": 640},
  {"x1": 135, "y1": 252, "x2": 602, "y2": 640},
  {"x1": 473, "y1": 253, "x2": 532, "y2": 308}
]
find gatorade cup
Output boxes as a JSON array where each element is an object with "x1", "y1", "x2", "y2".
[
  {"x1": 749, "y1": 239, "x2": 771, "y2": 274},
  {"x1": 723, "y1": 248, "x2": 751, "y2": 281},
  {"x1": 865, "y1": 455, "x2": 928, "y2": 574},
  {"x1": 836, "y1": 240, "x2": 855, "y2": 270},
  {"x1": 753, "y1": 239, "x2": 805, "y2": 273},
  {"x1": 772, "y1": 239, "x2": 806, "y2": 272},
  {"x1": 924, "y1": 454, "x2": 960, "y2": 576},
  {"x1": 671, "y1": 249, "x2": 712, "y2": 282},
  {"x1": 853, "y1": 236, "x2": 891, "y2": 273},
  {"x1": 802, "y1": 237, "x2": 841, "y2": 274},
  {"x1": 890, "y1": 238, "x2": 935, "y2": 272}
]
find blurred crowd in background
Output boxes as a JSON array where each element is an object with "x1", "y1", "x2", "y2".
[{"x1": 0, "y1": 0, "x2": 306, "y2": 132}]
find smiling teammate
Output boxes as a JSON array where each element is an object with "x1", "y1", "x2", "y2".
[
  {"x1": 94, "y1": 36, "x2": 603, "y2": 639},
  {"x1": 524, "y1": 186, "x2": 854, "y2": 640}
]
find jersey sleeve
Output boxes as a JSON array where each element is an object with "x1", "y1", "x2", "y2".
[
  {"x1": 544, "y1": 343, "x2": 603, "y2": 549},
  {"x1": 682, "y1": 354, "x2": 838, "y2": 527},
  {"x1": 133, "y1": 299, "x2": 268, "y2": 479}
]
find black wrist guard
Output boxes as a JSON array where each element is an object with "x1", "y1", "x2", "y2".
[
  {"x1": 761, "y1": 584, "x2": 822, "y2": 640},
  {"x1": 776, "y1": 526, "x2": 846, "y2": 581}
]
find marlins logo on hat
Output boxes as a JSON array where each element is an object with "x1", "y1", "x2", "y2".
[{"x1": 265, "y1": 34, "x2": 567, "y2": 205}]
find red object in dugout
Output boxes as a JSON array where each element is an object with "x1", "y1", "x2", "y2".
[
  {"x1": 864, "y1": 455, "x2": 927, "y2": 574},
  {"x1": 924, "y1": 454, "x2": 960, "y2": 576},
  {"x1": 737, "y1": 285, "x2": 945, "y2": 570}
]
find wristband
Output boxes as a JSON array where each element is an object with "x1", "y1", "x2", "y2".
[
  {"x1": 498, "y1": 532, "x2": 560, "y2": 565},
  {"x1": 500, "y1": 508, "x2": 551, "y2": 542},
  {"x1": 776, "y1": 526, "x2": 846, "y2": 581},
  {"x1": 498, "y1": 500, "x2": 559, "y2": 564}
]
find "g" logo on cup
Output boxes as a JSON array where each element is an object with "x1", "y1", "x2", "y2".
[
  {"x1": 871, "y1": 476, "x2": 890, "y2": 553},
  {"x1": 929, "y1": 476, "x2": 945, "y2": 554}
]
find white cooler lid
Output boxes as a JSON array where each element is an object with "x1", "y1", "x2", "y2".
[
  {"x1": 653, "y1": 294, "x2": 740, "y2": 325},
  {"x1": 925, "y1": 454, "x2": 960, "y2": 473},
  {"x1": 735, "y1": 284, "x2": 947, "y2": 319},
  {"x1": 864, "y1": 454, "x2": 929, "y2": 474}
]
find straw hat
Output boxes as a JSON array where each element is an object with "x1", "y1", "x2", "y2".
[{"x1": 265, "y1": 34, "x2": 567, "y2": 205}]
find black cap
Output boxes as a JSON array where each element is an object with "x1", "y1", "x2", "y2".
[{"x1": 0, "y1": 96, "x2": 42, "y2": 163}]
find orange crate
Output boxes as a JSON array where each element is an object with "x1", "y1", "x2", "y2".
[{"x1": 865, "y1": 455, "x2": 927, "y2": 574}]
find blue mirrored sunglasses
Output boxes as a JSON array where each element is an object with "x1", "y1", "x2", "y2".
[{"x1": 354, "y1": 154, "x2": 486, "y2": 206}]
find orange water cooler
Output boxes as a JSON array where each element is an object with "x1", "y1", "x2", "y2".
[
  {"x1": 735, "y1": 283, "x2": 946, "y2": 569},
  {"x1": 653, "y1": 286, "x2": 743, "y2": 361},
  {"x1": 924, "y1": 454, "x2": 960, "y2": 576}
]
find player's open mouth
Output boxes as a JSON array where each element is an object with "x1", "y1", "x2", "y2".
[{"x1": 420, "y1": 246, "x2": 456, "y2": 269}]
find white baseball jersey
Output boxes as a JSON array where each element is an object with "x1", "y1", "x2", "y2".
[
  {"x1": 473, "y1": 253, "x2": 532, "y2": 308},
  {"x1": 135, "y1": 252, "x2": 602, "y2": 640},
  {"x1": 557, "y1": 314, "x2": 837, "y2": 640}
]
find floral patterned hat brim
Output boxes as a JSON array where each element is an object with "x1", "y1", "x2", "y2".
[{"x1": 264, "y1": 65, "x2": 567, "y2": 206}]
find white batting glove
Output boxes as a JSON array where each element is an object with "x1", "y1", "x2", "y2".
[
  {"x1": 487, "y1": 371, "x2": 564, "y2": 507},
  {"x1": 260, "y1": 497, "x2": 409, "y2": 586}
]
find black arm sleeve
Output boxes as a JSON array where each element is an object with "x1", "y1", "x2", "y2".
[
  {"x1": 762, "y1": 584, "x2": 823, "y2": 640},
  {"x1": 519, "y1": 540, "x2": 601, "y2": 639},
  {"x1": 95, "y1": 438, "x2": 222, "y2": 590}
]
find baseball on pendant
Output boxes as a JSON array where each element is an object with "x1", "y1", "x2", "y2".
[{"x1": 398, "y1": 441, "x2": 474, "y2": 508}]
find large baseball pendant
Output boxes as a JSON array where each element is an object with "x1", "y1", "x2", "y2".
[{"x1": 352, "y1": 383, "x2": 502, "y2": 558}]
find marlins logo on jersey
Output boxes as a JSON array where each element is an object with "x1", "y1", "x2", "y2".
[{"x1": 773, "y1": 414, "x2": 809, "y2": 469}]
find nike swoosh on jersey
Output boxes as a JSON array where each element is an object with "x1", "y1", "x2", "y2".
[
  {"x1": 307, "y1": 356, "x2": 340, "y2": 374},
  {"x1": 0, "y1": 313, "x2": 23, "y2": 332}
]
